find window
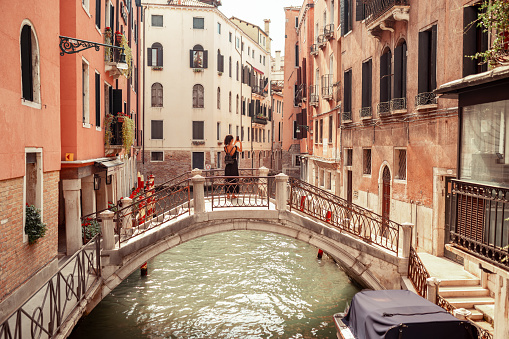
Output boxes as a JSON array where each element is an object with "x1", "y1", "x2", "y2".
[
  {"x1": 192, "y1": 121, "x2": 204, "y2": 140},
  {"x1": 263, "y1": 56, "x2": 266, "y2": 66},
  {"x1": 295, "y1": 44, "x2": 299, "y2": 67},
  {"x1": 295, "y1": 16, "x2": 299, "y2": 28},
  {"x1": 82, "y1": 59, "x2": 90, "y2": 123},
  {"x1": 343, "y1": 69, "x2": 352, "y2": 117},
  {"x1": 82, "y1": 0, "x2": 89, "y2": 12},
  {"x1": 24, "y1": 149, "x2": 43, "y2": 241},
  {"x1": 105, "y1": 1, "x2": 113, "y2": 30},
  {"x1": 152, "y1": 14, "x2": 163, "y2": 27},
  {"x1": 217, "y1": 122, "x2": 221, "y2": 140},
  {"x1": 229, "y1": 124, "x2": 232, "y2": 134},
  {"x1": 193, "y1": 17, "x2": 204, "y2": 29},
  {"x1": 193, "y1": 84, "x2": 204, "y2": 108},
  {"x1": 293, "y1": 121, "x2": 298, "y2": 139},
  {"x1": 241, "y1": 127, "x2": 244, "y2": 141},
  {"x1": 355, "y1": 0, "x2": 365, "y2": 21},
  {"x1": 320, "y1": 169, "x2": 325, "y2": 187},
  {"x1": 104, "y1": 82, "x2": 111, "y2": 118},
  {"x1": 363, "y1": 148, "x2": 372, "y2": 175},
  {"x1": 319, "y1": 119, "x2": 323, "y2": 143},
  {"x1": 151, "y1": 120, "x2": 163, "y2": 139},
  {"x1": 328, "y1": 115, "x2": 333, "y2": 143},
  {"x1": 95, "y1": 72, "x2": 101, "y2": 127},
  {"x1": 463, "y1": 6, "x2": 488, "y2": 76},
  {"x1": 217, "y1": 152, "x2": 222, "y2": 168},
  {"x1": 236, "y1": 61, "x2": 239, "y2": 80},
  {"x1": 95, "y1": 0, "x2": 101, "y2": 28},
  {"x1": 252, "y1": 50, "x2": 254, "y2": 58},
  {"x1": 190, "y1": 44, "x2": 208, "y2": 69},
  {"x1": 217, "y1": 49, "x2": 224, "y2": 72},
  {"x1": 340, "y1": 0, "x2": 353, "y2": 35},
  {"x1": 418, "y1": 25, "x2": 438, "y2": 96},
  {"x1": 20, "y1": 24, "x2": 40, "y2": 104},
  {"x1": 229, "y1": 32, "x2": 232, "y2": 42},
  {"x1": 217, "y1": 87, "x2": 221, "y2": 109},
  {"x1": 151, "y1": 152, "x2": 163, "y2": 162},
  {"x1": 326, "y1": 172, "x2": 332, "y2": 190},
  {"x1": 192, "y1": 152, "x2": 204, "y2": 169},
  {"x1": 380, "y1": 49, "x2": 391, "y2": 104},
  {"x1": 229, "y1": 56, "x2": 232, "y2": 77},
  {"x1": 236, "y1": 95, "x2": 239, "y2": 114},
  {"x1": 362, "y1": 59, "x2": 372, "y2": 109},
  {"x1": 394, "y1": 40, "x2": 407, "y2": 101},
  {"x1": 345, "y1": 148, "x2": 353, "y2": 166},
  {"x1": 236, "y1": 125, "x2": 239, "y2": 138},
  {"x1": 236, "y1": 37, "x2": 240, "y2": 48},
  {"x1": 229, "y1": 92, "x2": 232, "y2": 112},
  {"x1": 148, "y1": 42, "x2": 163, "y2": 67},
  {"x1": 315, "y1": 120, "x2": 319, "y2": 143},
  {"x1": 151, "y1": 83, "x2": 163, "y2": 107},
  {"x1": 395, "y1": 149, "x2": 407, "y2": 180},
  {"x1": 217, "y1": 22, "x2": 221, "y2": 34}
]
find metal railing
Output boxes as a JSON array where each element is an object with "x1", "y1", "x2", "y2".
[
  {"x1": 415, "y1": 92, "x2": 437, "y2": 106},
  {"x1": 317, "y1": 34, "x2": 327, "y2": 47},
  {"x1": 309, "y1": 85, "x2": 319, "y2": 105},
  {"x1": 321, "y1": 75, "x2": 333, "y2": 99},
  {"x1": 342, "y1": 111, "x2": 352, "y2": 122},
  {"x1": 408, "y1": 246, "x2": 430, "y2": 299},
  {"x1": 360, "y1": 107, "x2": 372, "y2": 118},
  {"x1": 0, "y1": 235, "x2": 101, "y2": 338},
  {"x1": 390, "y1": 97, "x2": 407, "y2": 111},
  {"x1": 206, "y1": 176, "x2": 274, "y2": 210},
  {"x1": 365, "y1": 0, "x2": 409, "y2": 24},
  {"x1": 310, "y1": 44, "x2": 319, "y2": 55},
  {"x1": 324, "y1": 23, "x2": 334, "y2": 38},
  {"x1": 289, "y1": 178, "x2": 400, "y2": 254},
  {"x1": 448, "y1": 179, "x2": 509, "y2": 269},
  {"x1": 377, "y1": 101, "x2": 391, "y2": 116}
]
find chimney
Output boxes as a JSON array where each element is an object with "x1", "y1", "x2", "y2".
[
  {"x1": 264, "y1": 19, "x2": 271, "y2": 54},
  {"x1": 275, "y1": 50, "x2": 281, "y2": 70}
]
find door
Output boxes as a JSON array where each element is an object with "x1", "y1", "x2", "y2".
[
  {"x1": 382, "y1": 166, "x2": 391, "y2": 236},
  {"x1": 347, "y1": 170, "x2": 353, "y2": 220}
]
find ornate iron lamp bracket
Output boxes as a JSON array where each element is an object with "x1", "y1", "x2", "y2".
[{"x1": 59, "y1": 35, "x2": 124, "y2": 56}]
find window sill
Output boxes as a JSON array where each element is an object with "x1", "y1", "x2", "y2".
[
  {"x1": 21, "y1": 99, "x2": 41, "y2": 110},
  {"x1": 83, "y1": 123, "x2": 91, "y2": 128},
  {"x1": 362, "y1": 174, "x2": 372, "y2": 178},
  {"x1": 193, "y1": 68, "x2": 204, "y2": 73},
  {"x1": 95, "y1": 25, "x2": 102, "y2": 36},
  {"x1": 96, "y1": 126, "x2": 102, "y2": 132},
  {"x1": 394, "y1": 179, "x2": 407, "y2": 184}
]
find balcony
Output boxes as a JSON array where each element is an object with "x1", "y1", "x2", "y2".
[
  {"x1": 415, "y1": 92, "x2": 437, "y2": 110},
  {"x1": 309, "y1": 85, "x2": 319, "y2": 106},
  {"x1": 294, "y1": 85, "x2": 305, "y2": 106},
  {"x1": 360, "y1": 107, "x2": 372, "y2": 119},
  {"x1": 342, "y1": 111, "x2": 352, "y2": 123},
  {"x1": 299, "y1": 83, "x2": 307, "y2": 102},
  {"x1": 321, "y1": 74, "x2": 333, "y2": 100},
  {"x1": 324, "y1": 24, "x2": 334, "y2": 39},
  {"x1": 252, "y1": 115, "x2": 268, "y2": 125},
  {"x1": 253, "y1": 85, "x2": 264, "y2": 96},
  {"x1": 365, "y1": 0, "x2": 410, "y2": 40},
  {"x1": 390, "y1": 97, "x2": 407, "y2": 113},
  {"x1": 377, "y1": 101, "x2": 391, "y2": 116},
  {"x1": 310, "y1": 44, "x2": 319, "y2": 56},
  {"x1": 317, "y1": 34, "x2": 327, "y2": 49},
  {"x1": 104, "y1": 33, "x2": 128, "y2": 79}
]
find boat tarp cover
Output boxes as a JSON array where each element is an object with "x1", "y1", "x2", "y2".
[{"x1": 341, "y1": 290, "x2": 478, "y2": 339}]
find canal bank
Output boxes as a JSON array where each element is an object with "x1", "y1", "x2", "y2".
[{"x1": 70, "y1": 231, "x2": 360, "y2": 338}]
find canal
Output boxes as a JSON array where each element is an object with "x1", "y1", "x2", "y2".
[{"x1": 70, "y1": 231, "x2": 360, "y2": 338}]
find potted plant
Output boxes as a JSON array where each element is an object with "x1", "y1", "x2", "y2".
[
  {"x1": 121, "y1": 114, "x2": 135, "y2": 154},
  {"x1": 104, "y1": 113, "x2": 114, "y2": 147},
  {"x1": 25, "y1": 204, "x2": 47, "y2": 244},
  {"x1": 82, "y1": 217, "x2": 101, "y2": 244}
]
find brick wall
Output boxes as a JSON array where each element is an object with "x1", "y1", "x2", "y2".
[{"x1": 0, "y1": 171, "x2": 59, "y2": 303}]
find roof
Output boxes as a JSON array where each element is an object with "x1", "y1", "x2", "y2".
[
  {"x1": 166, "y1": 0, "x2": 214, "y2": 8},
  {"x1": 435, "y1": 65, "x2": 509, "y2": 98},
  {"x1": 230, "y1": 16, "x2": 268, "y2": 36}
]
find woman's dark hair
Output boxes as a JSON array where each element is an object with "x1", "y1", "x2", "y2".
[{"x1": 224, "y1": 134, "x2": 234, "y2": 146}]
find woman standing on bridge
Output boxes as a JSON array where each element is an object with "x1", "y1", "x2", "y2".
[{"x1": 224, "y1": 134, "x2": 242, "y2": 199}]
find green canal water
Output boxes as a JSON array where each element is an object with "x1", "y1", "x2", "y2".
[{"x1": 70, "y1": 231, "x2": 360, "y2": 338}]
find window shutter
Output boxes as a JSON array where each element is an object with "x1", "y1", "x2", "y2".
[
  {"x1": 249, "y1": 101, "x2": 254, "y2": 117},
  {"x1": 147, "y1": 48, "x2": 153, "y2": 66},
  {"x1": 158, "y1": 47, "x2": 163, "y2": 66},
  {"x1": 463, "y1": 7, "x2": 477, "y2": 77},
  {"x1": 190, "y1": 50, "x2": 194, "y2": 68},
  {"x1": 355, "y1": 0, "x2": 364, "y2": 21},
  {"x1": 418, "y1": 31, "x2": 430, "y2": 94},
  {"x1": 344, "y1": 70, "x2": 351, "y2": 113},
  {"x1": 296, "y1": 112, "x2": 303, "y2": 139},
  {"x1": 394, "y1": 45, "x2": 403, "y2": 99},
  {"x1": 302, "y1": 58, "x2": 307, "y2": 85},
  {"x1": 380, "y1": 53, "x2": 388, "y2": 102},
  {"x1": 362, "y1": 60, "x2": 371, "y2": 108},
  {"x1": 95, "y1": 73, "x2": 101, "y2": 126},
  {"x1": 430, "y1": 25, "x2": 437, "y2": 91},
  {"x1": 297, "y1": 66, "x2": 302, "y2": 85},
  {"x1": 340, "y1": 0, "x2": 346, "y2": 36},
  {"x1": 203, "y1": 50, "x2": 208, "y2": 68},
  {"x1": 157, "y1": 87, "x2": 163, "y2": 107},
  {"x1": 96, "y1": 0, "x2": 102, "y2": 28},
  {"x1": 302, "y1": 108, "x2": 308, "y2": 138},
  {"x1": 112, "y1": 89, "x2": 122, "y2": 114}
]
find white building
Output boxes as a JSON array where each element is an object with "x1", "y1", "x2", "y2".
[{"x1": 140, "y1": 0, "x2": 273, "y2": 183}]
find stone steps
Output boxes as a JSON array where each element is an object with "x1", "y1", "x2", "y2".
[
  {"x1": 439, "y1": 278, "x2": 480, "y2": 287},
  {"x1": 446, "y1": 296, "x2": 494, "y2": 309},
  {"x1": 439, "y1": 285, "x2": 490, "y2": 298}
]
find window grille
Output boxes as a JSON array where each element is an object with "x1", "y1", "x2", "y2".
[
  {"x1": 395, "y1": 149, "x2": 407, "y2": 180},
  {"x1": 363, "y1": 149, "x2": 372, "y2": 175},
  {"x1": 346, "y1": 149, "x2": 353, "y2": 166}
]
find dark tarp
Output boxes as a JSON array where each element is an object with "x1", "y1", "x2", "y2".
[{"x1": 342, "y1": 290, "x2": 478, "y2": 339}]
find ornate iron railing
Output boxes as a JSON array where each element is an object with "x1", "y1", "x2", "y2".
[
  {"x1": 365, "y1": 0, "x2": 409, "y2": 24},
  {"x1": 408, "y1": 246, "x2": 430, "y2": 298},
  {"x1": 206, "y1": 176, "x2": 273, "y2": 209},
  {"x1": 309, "y1": 85, "x2": 319, "y2": 105},
  {"x1": 321, "y1": 75, "x2": 333, "y2": 99},
  {"x1": 317, "y1": 34, "x2": 327, "y2": 47},
  {"x1": 289, "y1": 178, "x2": 400, "y2": 253},
  {"x1": 448, "y1": 179, "x2": 509, "y2": 269},
  {"x1": 342, "y1": 111, "x2": 352, "y2": 122},
  {"x1": 360, "y1": 107, "x2": 372, "y2": 118},
  {"x1": 310, "y1": 44, "x2": 319, "y2": 55},
  {"x1": 377, "y1": 101, "x2": 391, "y2": 116},
  {"x1": 390, "y1": 97, "x2": 407, "y2": 111},
  {"x1": 415, "y1": 91, "x2": 437, "y2": 106},
  {"x1": 324, "y1": 23, "x2": 334, "y2": 38},
  {"x1": 0, "y1": 235, "x2": 101, "y2": 338}
]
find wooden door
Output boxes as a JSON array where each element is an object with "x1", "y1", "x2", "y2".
[
  {"x1": 382, "y1": 167, "x2": 391, "y2": 236},
  {"x1": 347, "y1": 170, "x2": 353, "y2": 205}
]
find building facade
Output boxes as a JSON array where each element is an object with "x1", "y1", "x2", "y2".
[{"x1": 140, "y1": 0, "x2": 272, "y2": 183}]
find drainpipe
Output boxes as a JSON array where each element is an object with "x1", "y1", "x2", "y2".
[{"x1": 142, "y1": 5, "x2": 146, "y2": 164}]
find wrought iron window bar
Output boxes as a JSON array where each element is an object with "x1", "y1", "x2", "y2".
[
  {"x1": 342, "y1": 111, "x2": 352, "y2": 122},
  {"x1": 360, "y1": 107, "x2": 372, "y2": 118},
  {"x1": 365, "y1": 0, "x2": 410, "y2": 24},
  {"x1": 377, "y1": 101, "x2": 391, "y2": 116},
  {"x1": 390, "y1": 97, "x2": 407, "y2": 112},
  {"x1": 415, "y1": 92, "x2": 437, "y2": 107},
  {"x1": 324, "y1": 24, "x2": 335, "y2": 38}
]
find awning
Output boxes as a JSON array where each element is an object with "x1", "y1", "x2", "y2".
[
  {"x1": 435, "y1": 65, "x2": 509, "y2": 99},
  {"x1": 95, "y1": 158, "x2": 124, "y2": 174}
]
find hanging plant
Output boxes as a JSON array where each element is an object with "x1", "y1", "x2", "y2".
[
  {"x1": 122, "y1": 115, "x2": 135, "y2": 155},
  {"x1": 82, "y1": 217, "x2": 101, "y2": 244},
  {"x1": 469, "y1": 0, "x2": 509, "y2": 67},
  {"x1": 25, "y1": 204, "x2": 47, "y2": 245},
  {"x1": 119, "y1": 34, "x2": 133, "y2": 79},
  {"x1": 104, "y1": 27, "x2": 113, "y2": 62},
  {"x1": 104, "y1": 113, "x2": 114, "y2": 147}
]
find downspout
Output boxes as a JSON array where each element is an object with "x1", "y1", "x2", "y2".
[{"x1": 142, "y1": 5, "x2": 146, "y2": 164}]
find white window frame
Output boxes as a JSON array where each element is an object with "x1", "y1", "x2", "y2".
[
  {"x1": 20, "y1": 20, "x2": 41, "y2": 109},
  {"x1": 23, "y1": 148, "x2": 43, "y2": 243},
  {"x1": 82, "y1": 57, "x2": 90, "y2": 127},
  {"x1": 150, "y1": 151, "x2": 164, "y2": 162}
]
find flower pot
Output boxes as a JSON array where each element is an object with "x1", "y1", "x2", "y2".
[{"x1": 118, "y1": 117, "x2": 124, "y2": 123}]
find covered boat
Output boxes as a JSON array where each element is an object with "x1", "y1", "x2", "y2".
[{"x1": 334, "y1": 290, "x2": 478, "y2": 339}]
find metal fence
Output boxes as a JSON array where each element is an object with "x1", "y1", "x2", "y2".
[
  {"x1": 289, "y1": 178, "x2": 400, "y2": 253},
  {"x1": 408, "y1": 246, "x2": 430, "y2": 298},
  {"x1": 0, "y1": 235, "x2": 101, "y2": 338},
  {"x1": 365, "y1": 0, "x2": 409, "y2": 24},
  {"x1": 206, "y1": 176, "x2": 273, "y2": 209}
]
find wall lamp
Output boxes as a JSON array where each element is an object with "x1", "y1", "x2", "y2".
[
  {"x1": 106, "y1": 175, "x2": 112, "y2": 185},
  {"x1": 59, "y1": 35, "x2": 127, "y2": 68},
  {"x1": 93, "y1": 174, "x2": 101, "y2": 191},
  {"x1": 295, "y1": 125, "x2": 310, "y2": 134}
]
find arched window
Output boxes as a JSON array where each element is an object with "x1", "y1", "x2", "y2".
[
  {"x1": 148, "y1": 42, "x2": 163, "y2": 66},
  {"x1": 393, "y1": 39, "x2": 407, "y2": 104},
  {"x1": 151, "y1": 83, "x2": 163, "y2": 107},
  {"x1": 236, "y1": 94, "x2": 239, "y2": 114},
  {"x1": 193, "y1": 84, "x2": 204, "y2": 108},
  {"x1": 229, "y1": 91, "x2": 232, "y2": 112},
  {"x1": 380, "y1": 47, "x2": 392, "y2": 104},
  {"x1": 20, "y1": 23, "x2": 40, "y2": 104},
  {"x1": 217, "y1": 87, "x2": 221, "y2": 109},
  {"x1": 190, "y1": 44, "x2": 208, "y2": 69}
]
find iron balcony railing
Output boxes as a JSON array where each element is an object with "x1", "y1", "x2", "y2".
[
  {"x1": 447, "y1": 179, "x2": 509, "y2": 269},
  {"x1": 310, "y1": 44, "x2": 319, "y2": 55},
  {"x1": 360, "y1": 107, "x2": 372, "y2": 118},
  {"x1": 377, "y1": 101, "x2": 391, "y2": 116},
  {"x1": 317, "y1": 34, "x2": 327, "y2": 48},
  {"x1": 365, "y1": 0, "x2": 410, "y2": 24},
  {"x1": 289, "y1": 178, "x2": 401, "y2": 254},
  {"x1": 324, "y1": 23, "x2": 334, "y2": 38},
  {"x1": 253, "y1": 116, "x2": 268, "y2": 125},
  {"x1": 390, "y1": 97, "x2": 407, "y2": 111},
  {"x1": 415, "y1": 92, "x2": 437, "y2": 107},
  {"x1": 309, "y1": 85, "x2": 319, "y2": 105},
  {"x1": 299, "y1": 83, "x2": 307, "y2": 100},
  {"x1": 408, "y1": 246, "x2": 430, "y2": 299},
  {"x1": 321, "y1": 74, "x2": 333, "y2": 99},
  {"x1": 342, "y1": 111, "x2": 352, "y2": 122}
]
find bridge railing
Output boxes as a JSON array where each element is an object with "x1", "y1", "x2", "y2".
[
  {"x1": 289, "y1": 177, "x2": 400, "y2": 254},
  {"x1": 0, "y1": 234, "x2": 101, "y2": 338},
  {"x1": 205, "y1": 176, "x2": 274, "y2": 209},
  {"x1": 408, "y1": 246, "x2": 430, "y2": 298}
]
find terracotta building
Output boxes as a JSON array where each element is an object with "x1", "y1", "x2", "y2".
[{"x1": 0, "y1": 0, "x2": 61, "y2": 316}]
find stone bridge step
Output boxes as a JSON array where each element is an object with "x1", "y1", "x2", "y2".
[
  {"x1": 465, "y1": 308, "x2": 485, "y2": 321},
  {"x1": 438, "y1": 285, "x2": 490, "y2": 298},
  {"x1": 474, "y1": 305, "x2": 495, "y2": 325},
  {"x1": 438, "y1": 279, "x2": 480, "y2": 287},
  {"x1": 445, "y1": 296, "x2": 494, "y2": 309}
]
